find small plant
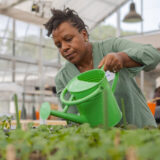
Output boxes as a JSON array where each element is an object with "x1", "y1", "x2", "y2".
[
  {"x1": 0, "y1": 123, "x2": 160, "y2": 160},
  {"x1": 0, "y1": 115, "x2": 13, "y2": 130}
]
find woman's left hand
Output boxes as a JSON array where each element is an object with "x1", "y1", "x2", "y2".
[{"x1": 98, "y1": 53, "x2": 123, "y2": 72}]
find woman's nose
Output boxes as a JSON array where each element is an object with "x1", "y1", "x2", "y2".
[{"x1": 62, "y1": 42, "x2": 69, "y2": 52}]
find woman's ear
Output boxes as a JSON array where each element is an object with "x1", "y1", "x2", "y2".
[{"x1": 81, "y1": 29, "x2": 88, "y2": 41}]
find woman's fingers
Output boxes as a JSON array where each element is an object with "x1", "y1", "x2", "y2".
[
  {"x1": 98, "y1": 53, "x2": 123, "y2": 72},
  {"x1": 110, "y1": 58, "x2": 123, "y2": 72},
  {"x1": 98, "y1": 59, "x2": 105, "y2": 69},
  {"x1": 98, "y1": 54, "x2": 114, "y2": 71},
  {"x1": 109, "y1": 58, "x2": 117, "y2": 72},
  {"x1": 103, "y1": 56, "x2": 114, "y2": 71}
]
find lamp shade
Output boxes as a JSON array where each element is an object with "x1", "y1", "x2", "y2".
[{"x1": 123, "y1": 2, "x2": 143, "y2": 23}]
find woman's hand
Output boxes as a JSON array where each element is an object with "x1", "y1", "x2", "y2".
[{"x1": 98, "y1": 53, "x2": 123, "y2": 72}]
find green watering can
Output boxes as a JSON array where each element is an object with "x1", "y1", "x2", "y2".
[{"x1": 40, "y1": 68, "x2": 122, "y2": 127}]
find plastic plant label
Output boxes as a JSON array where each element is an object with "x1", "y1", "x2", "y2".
[{"x1": 105, "y1": 71, "x2": 115, "y2": 82}]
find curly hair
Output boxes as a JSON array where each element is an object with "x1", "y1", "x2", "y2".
[{"x1": 44, "y1": 8, "x2": 88, "y2": 37}]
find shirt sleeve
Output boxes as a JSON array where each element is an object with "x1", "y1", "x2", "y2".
[{"x1": 103, "y1": 37, "x2": 160, "y2": 77}]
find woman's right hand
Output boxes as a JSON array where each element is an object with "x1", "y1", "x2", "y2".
[{"x1": 98, "y1": 52, "x2": 123, "y2": 72}]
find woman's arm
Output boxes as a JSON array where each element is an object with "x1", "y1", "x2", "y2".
[
  {"x1": 99, "y1": 37, "x2": 160, "y2": 72},
  {"x1": 98, "y1": 52, "x2": 142, "y2": 72}
]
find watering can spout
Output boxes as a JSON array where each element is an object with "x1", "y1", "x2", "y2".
[
  {"x1": 50, "y1": 110, "x2": 87, "y2": 123},
  {"x1": 40, "y1": 102, "x2": 87, "y2": 124}
]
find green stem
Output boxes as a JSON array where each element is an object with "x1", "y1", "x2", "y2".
[
  {"x1": 112, "y1": 72, "x2": 119, "y2": 93},
  {"x1": 121, "y1": 98, "x2": 127, "y2": 128},
  {"x1": 14, "y1": 94, "x2": 21, "y2": 129},
  {"x1": 103, "y1": 88, "x2": 109, "y2": 131}
]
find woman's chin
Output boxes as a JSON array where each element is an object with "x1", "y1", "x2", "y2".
[{"x1": 68, "y1": 58, "x2": 78, "y2": 64}]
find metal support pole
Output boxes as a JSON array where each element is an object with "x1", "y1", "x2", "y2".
[
  {"x1": 38, "y1": 28, "x2": 44, "y2": 104},
  {"x1": 141, "y1": 0, "x2": 143, "y2": 34},
  {"x1": 116, "y1": 9, "x2": 121, "y2": 37},
  {"x1": 12, "y1": 19, "x2": 16, "y2": 82},
  {"x1": 140, "y1": 0, "x2": 144, "y2": 92},
  {"x1": 38, "y1": 28, "x2": 45, "y2": 124}
]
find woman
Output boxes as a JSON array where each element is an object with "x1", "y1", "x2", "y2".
[{"x1": 44, "y1": 8, "x2": 160, "y2": 128}]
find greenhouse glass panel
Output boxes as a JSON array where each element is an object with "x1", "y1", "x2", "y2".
[
  {"x1": 143, "y1": 0, "x2": 160, "y2": 32},
  {"x1": 42, "y1": 47, "x2": 58, "y2": 61},
  {"x1": 15, "y1": 41, "x2": 39, "y2": 59},
  {"x1": 0, "y1": 15, "x2": 13, "y2": 38},
  {"x1": 0, "y1": 60, "x2": 12, "y2": 82},
  {"x1": 15, "y1": 20, "x2": 40, "y2": 42},
  {"x1": 0, "y1": 39, "x2": 13, "y2": 55}
]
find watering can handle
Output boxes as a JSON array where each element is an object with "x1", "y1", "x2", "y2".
[
  {"x1": 100, "y1": 66, "x2": 119, "y2": 93},
  {"x1": 60, "y1": 86, "x2": 103, "y2": 105}
]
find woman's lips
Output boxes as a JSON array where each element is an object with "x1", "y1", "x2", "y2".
[{"x1": 66, "y1": 52, "x2": 76, "y2": 60}]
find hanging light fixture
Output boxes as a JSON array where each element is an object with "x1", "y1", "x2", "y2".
[
  {"x1": 31, "y1": 2, "x2": 39, "y2": 13},
  {"x1": 123, "y1": 2, "x2": 143, "y2": 23}
]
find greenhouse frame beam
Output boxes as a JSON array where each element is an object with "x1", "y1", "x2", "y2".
[
  {"x1": 2, "y1": 0, "x2": 27, "y2": 10},
  {"x1": 0, "y1": 93, "x2": 58, "y2": 103},
  {"x1": 0, "y1": 4, "x2": 48, "y2": 27},
  {"x1": 99, "y1": 0, "x2": 116, "y2": 6},
  {"x1": 0, "y1": 54, "x2": 60, "y2": 68},
  {"x1": 0, "y1": 37, "x2": 57, "y2": 50}
]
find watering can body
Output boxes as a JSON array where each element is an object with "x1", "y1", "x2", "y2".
[{"x1": 40, "y1": 68, "x2": 122, "y2": 127}]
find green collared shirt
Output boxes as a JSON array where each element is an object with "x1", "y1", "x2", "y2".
[{"x1": 55, "y1": 37, "x2": 160, "y2": 128}]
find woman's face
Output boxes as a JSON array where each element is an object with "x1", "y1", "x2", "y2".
[{"x1": 52, "y1": 22, "x2": 88, "y2": 64}]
